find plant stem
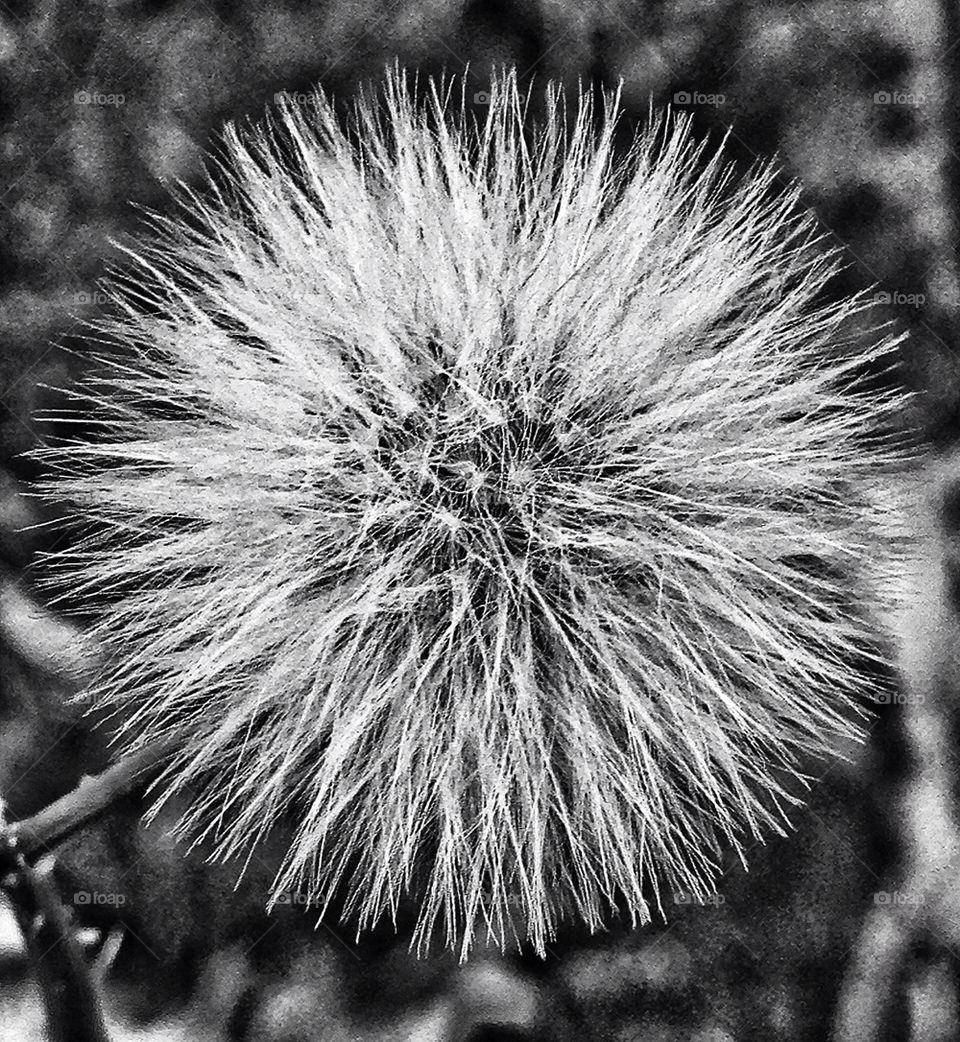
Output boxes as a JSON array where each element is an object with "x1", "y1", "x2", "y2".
[
  {"x1": 0, "y1": 742, "x2": 173, "y2": 1042},
  {"x1": 5, "y1": 851, "x2": 113, "y2": 1042},
  {"x1": 7, "y1": 741, "x2": 171, "y2": 861}
]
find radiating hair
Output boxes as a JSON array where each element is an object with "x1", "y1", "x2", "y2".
[{"x1": 35, "y1": 69, "x2": 910, "y2": 959}]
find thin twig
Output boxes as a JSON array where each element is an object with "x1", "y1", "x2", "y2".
[
  {"x1": 2, "y1": 850, "x2": 111, "y2": 1042},
  {"x1": 0, "y1": 742, "x2": 172, "y2": 1042},
  {"x1": 7, "y1": 741, "x2": 172, "y2": 860}
]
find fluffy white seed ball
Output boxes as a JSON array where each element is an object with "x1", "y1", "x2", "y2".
[{"x1": 36, "y1": 69, "x2": 909, "y2": 960}]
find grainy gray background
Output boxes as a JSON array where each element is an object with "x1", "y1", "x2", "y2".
[{"x1": 0, "y1": 2, "x2": 954, "y2": 1039}]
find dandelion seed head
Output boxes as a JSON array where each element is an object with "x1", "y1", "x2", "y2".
[{"x1": 36, "y1": 69, "x2": 910, "y2": 960}]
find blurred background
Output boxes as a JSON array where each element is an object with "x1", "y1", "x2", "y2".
[{"x1": 0, "y1": 0, "x2": 957, "y2": 1039}]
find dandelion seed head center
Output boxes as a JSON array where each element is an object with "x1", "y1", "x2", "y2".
[{"x1": 369, "y1": 385, "x2": 574, "y2": 558}]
